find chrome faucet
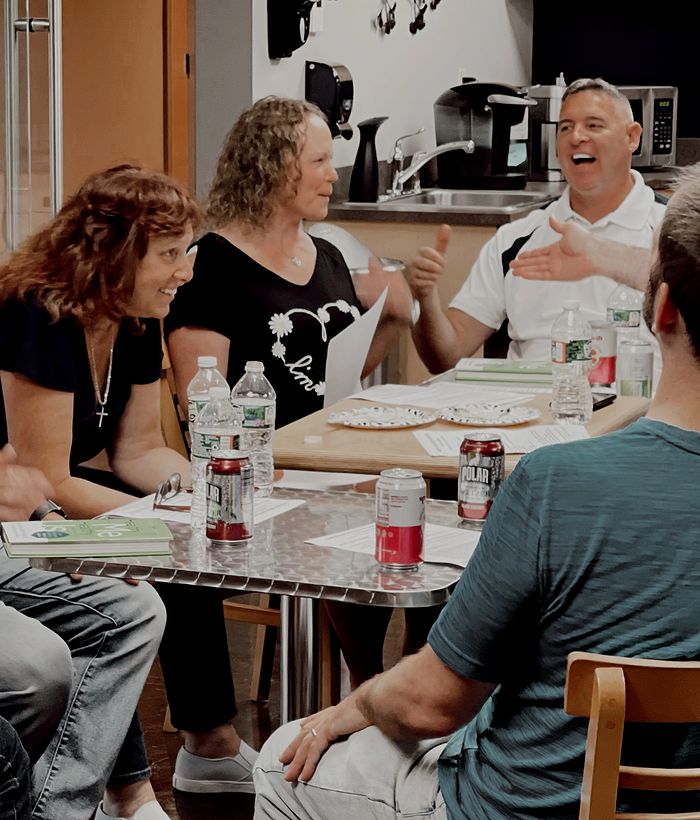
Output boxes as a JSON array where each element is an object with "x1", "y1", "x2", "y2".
[{"x1": 387, "y1": 139, "x2": 475, "y2": 198}]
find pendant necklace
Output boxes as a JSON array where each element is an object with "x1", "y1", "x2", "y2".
[
  {"x1": 290, "y1": 255, "x2": 303, "y2": 267},
  {"x1": 86, "y1": 327, "x2": 115, "y2": 428}
]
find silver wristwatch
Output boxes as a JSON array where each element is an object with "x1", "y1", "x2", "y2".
[{"x1": 29, "y1": 500, "x2": 66, "y2": 521}]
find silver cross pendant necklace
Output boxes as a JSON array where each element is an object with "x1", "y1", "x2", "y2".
[{"x1": 86, "y1": 327, "x2": 115, "y2": 428}]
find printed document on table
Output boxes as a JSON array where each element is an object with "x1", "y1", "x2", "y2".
[
  {"x1": 306, "y1": 522, "x2": 481, "y2": 568},
  {"x1": 102, "y1": 494, "x2": 305, "y2": 525},
  {"x1": 324, "y1": 287, "x2": 387, "y2": 407},
  {"x1": 414, "y1": 424, "x2": 590, "y2": 457},
  {"x1": 351, "y1": 382, "x2": 534, "y2": 409}
]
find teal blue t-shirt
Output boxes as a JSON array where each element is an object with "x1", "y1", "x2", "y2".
[{"x1": 428, "y1": 418, "x2": 700, "y2": 819}]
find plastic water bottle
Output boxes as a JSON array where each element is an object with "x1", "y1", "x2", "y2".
[
  {"x1": 190, "y1": 386, "x2": 243, "y2": 533},
  {"x1": 550, "y1": 300, "x2": 593, "y2": 425},
  {"x1": 185, "y1": 356, "x2": 229, "y2": 444},
  {"x1": 606, "y1": 284, "x2": 643, "y2": 356},
  {"x1": 230, "y1": 361, "x2": 276, "y2": 497}
]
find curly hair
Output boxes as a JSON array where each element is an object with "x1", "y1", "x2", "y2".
[
  {"x1": 0, "y1": 164, "x2": 202, "y2": 325},
  {"x1": 206, "y1": 96, "x2": 325, "y2": 230}
]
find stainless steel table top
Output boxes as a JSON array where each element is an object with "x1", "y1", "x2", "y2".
[{"x1": 30, "y1": 489, "x2": 470, "y2": 607}]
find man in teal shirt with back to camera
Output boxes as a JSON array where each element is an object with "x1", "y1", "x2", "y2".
[{"x1": 251, "y1": 162, "x2": 700, "y2": 818}]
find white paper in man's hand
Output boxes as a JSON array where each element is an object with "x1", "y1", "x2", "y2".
[{"x1": 324, "y1": 286, "x2": 388, "y2": 406}]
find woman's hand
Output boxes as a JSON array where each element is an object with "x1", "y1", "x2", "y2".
[{"x1": 0, "y1": 444, "x2": 53, "y2": 522}]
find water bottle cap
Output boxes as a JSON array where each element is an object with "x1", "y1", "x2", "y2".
[
  {"x1": 198, "y1": 355, "x2": 217, "y2": 367},
  {"x1": 209, "y1": 386, "x2": 230, "y2": 399},
  {"x1": 562, "y1": 300, "x2": 580, "y2": 311},
  {"x1": 244, "y1": 361, "x2": 265, "y2": 372}
]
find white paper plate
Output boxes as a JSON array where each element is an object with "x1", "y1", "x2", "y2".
[
  {"x1": 327, "y1": 406, "x2": 437, "y2": 429},
  {"x1": 439, "y1": 404, "x2": 541, "y2": 427}
]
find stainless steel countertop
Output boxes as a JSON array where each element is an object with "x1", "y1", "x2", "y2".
[
  {"x1": 328, "y1": 181, "x2": 565, "y2": 226},
  {"x1": 327, "y1": 170, "x2": 679, "y2": 227}
]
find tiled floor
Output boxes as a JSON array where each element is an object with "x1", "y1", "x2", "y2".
[{"x1": 139, "y1": 596, "x2": 405, "y2": 820}]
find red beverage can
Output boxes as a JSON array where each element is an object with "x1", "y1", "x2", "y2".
[
  {"x1": 205, "y1": 450, "x2": 254, "y2": 544},
  {"x1": 375, "y1": 468, "x2": 425, "y2": 570},
  {"x1": 458, "y1": 433, "x2": 505, "y2": 520},
  {"x1": 588, "y1": 320, "x2": 617, "y2": 387}
]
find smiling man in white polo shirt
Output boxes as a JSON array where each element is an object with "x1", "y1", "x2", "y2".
[{"x1": 408, "y1": 77, "x2": 667, "y2": 371}]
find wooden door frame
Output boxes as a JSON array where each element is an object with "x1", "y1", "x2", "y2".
[{"x1": 164, "y1": 0, "x2": 195, "y2": 191}]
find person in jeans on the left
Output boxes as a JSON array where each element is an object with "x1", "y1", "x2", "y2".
[{"x1": 0, "y1": 442, "x2": 167, "y2": 820}]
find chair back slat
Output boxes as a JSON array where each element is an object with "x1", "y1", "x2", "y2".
[
  {"x1": 565, "y1": 652, "x2": 700, "y2": 820},
  {"x1": 619, "y1": 766, "x2": 700, "y2": 792},
  {"x1": 566, "y1": 653, "x2": 700, "y2": 722}
]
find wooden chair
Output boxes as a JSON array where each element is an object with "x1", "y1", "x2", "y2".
[{"x1": 564, "y1": 651, "x2": 700, "y2": 819}]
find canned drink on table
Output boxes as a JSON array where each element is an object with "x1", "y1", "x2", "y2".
[
  {"x1": 616, "y1": 339, "x2": 653, "y2": 398},
  {"x1": 458, "y1": 433, "x2": 505, "y2": 521},
  {"x1": 375, "y1": 469, "x2": 426, "y2": 570},
  {"x1": 206, "y1": 450, "x2": 254, "y2": 544},
  {"x1": 588, "y1": 320, "x2": 617, "y2": 387}
]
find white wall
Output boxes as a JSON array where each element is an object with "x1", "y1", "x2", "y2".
[{"x1": 252, "y1": 0, "x2": 533, "y2": 168}]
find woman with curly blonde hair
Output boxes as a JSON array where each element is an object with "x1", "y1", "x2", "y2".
[
  {"x1": 166, "y1": 94, "x2": 412, "y2": 428},
  {"x1": 164, "y1": 96, "x2": 426, "y2": 704}
]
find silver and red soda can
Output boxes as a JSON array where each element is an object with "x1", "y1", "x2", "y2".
[
  {"x1": 206, "y1": 450, "x2": 254, "y2": 544},
  {"x1": 375, "y1": 468, "x2": 426, "y2": 570},
  {"x1": 458, "y1": 433, "x2": 505, "y2": 520},
  {"x1": 588, "y1": 320, "x2": 617, "y2": 387}
]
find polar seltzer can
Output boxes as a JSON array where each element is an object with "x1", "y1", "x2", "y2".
[
  {"x1": 206, "y1": 450, "x2": 254, "y2": 544},
  {"x1": 458, "y1": 433, "x2": 505, "y2": 520},
  {"x1": 375, "y1": 469, "x2": 426, "y2": 570},
  {"x1": 588, "y1": 320, "x2": 617, "y2": 387}
]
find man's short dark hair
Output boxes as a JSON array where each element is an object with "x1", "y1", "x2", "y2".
[
  {"x1": 644, "y1": 163, "x2": 700, "y2": 360},
  {"x1": 562, "y1": 77, "x2": 633, "y2": 121}
]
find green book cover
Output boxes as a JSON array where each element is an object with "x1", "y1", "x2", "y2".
[
  {"x1": 455, "y1": 358, "x2": 552, "y2": 383},
  {"x1": 1, "y1": 518, "x2": 172, "y2": 558}
]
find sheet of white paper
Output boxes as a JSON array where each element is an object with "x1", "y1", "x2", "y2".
[
  {"x1": 350, "y1": 382, "x2": 534, "y2": 409},
  {"x1": 306, "y1": 522, "x2": 480, "y2": 568},
  {"x1": 413, "y1": 424, "x2": 590, "y2": 457},
  {"x1": 102, "y1": 494, "x2": 306, "y2": 525},
  {"x1": 324, "y1": 287, "x2": 388, "y2": 407},
  {"x1": 274, "y1": 470, "x2": 377, "y2": 490}
]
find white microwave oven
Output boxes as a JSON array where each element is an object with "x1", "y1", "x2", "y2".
[{"x1": 619, "y1": 86, "x2": 678, "y2": 168}]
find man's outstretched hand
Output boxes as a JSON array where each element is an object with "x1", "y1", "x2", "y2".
[{"x1": 510, "y1": 217, "x2": 594, "y2": 282}]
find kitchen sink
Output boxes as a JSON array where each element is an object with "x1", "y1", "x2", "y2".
[{"x1": 378, "y1": 188, "x2": 556, "y2": 213}]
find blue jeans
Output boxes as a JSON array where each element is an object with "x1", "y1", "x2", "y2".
[
  {"x1": 0, "y1": 558, "x2": 166, "y2": 819},
  {"x1": 254, "y1": 720, "x2": 448, "y2": 819},
  {"x1": 0, "y1": 715, "x2": 31, "y2": 820}
]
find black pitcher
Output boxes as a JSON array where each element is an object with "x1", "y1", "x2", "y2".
[{"x1": 348, "y1": 116, "x2": 388, "y2": 202}]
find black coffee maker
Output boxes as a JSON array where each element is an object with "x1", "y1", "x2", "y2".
[{"x1": 434, "y1": 81, "x2": 534, "y2": 189}]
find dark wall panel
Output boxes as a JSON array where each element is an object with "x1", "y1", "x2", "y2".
[{"x1": 532, "y1": 1, "x2": 697, "y2": 136}]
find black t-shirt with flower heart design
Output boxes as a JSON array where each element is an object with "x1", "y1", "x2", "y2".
[{"x1": 164, "y1": 232, "x2": 364, "y2": 428}]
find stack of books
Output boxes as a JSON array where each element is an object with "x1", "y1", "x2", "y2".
[
  {"x1": 454, "y1": 358, "x2": 553, "y2": 385},
  {"x1": 1, "y1": 518, "x2": 173, "y2": 558}
]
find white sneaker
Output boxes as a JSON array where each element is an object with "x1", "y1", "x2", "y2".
[
  {"x1": 172, "y1": 741, "x2": 258, "y2": 794},
  {"x1": 95, "y1": 799, "x2": 171, "y2": 819}
]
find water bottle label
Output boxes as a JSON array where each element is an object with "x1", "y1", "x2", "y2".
[
  {"x1": 240, "y1": 404, "x2": 274, "y2": 429},
  {"x1": 551, "y1": 339, "x2": 591, "y2": 364},
  {"x1": 607, "y1": 308, "x2": 641, "y2": 328},
  {"x1": 192, "y1": 432, "x2": 239, "y2": 459},
  {"x1": 188, "y1": 398, "x2": 209, "y2": 425}
]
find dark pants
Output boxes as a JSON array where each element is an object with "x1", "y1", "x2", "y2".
[{"x1": 156, "y1": 585, "x2": 238, "y2": 731}]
